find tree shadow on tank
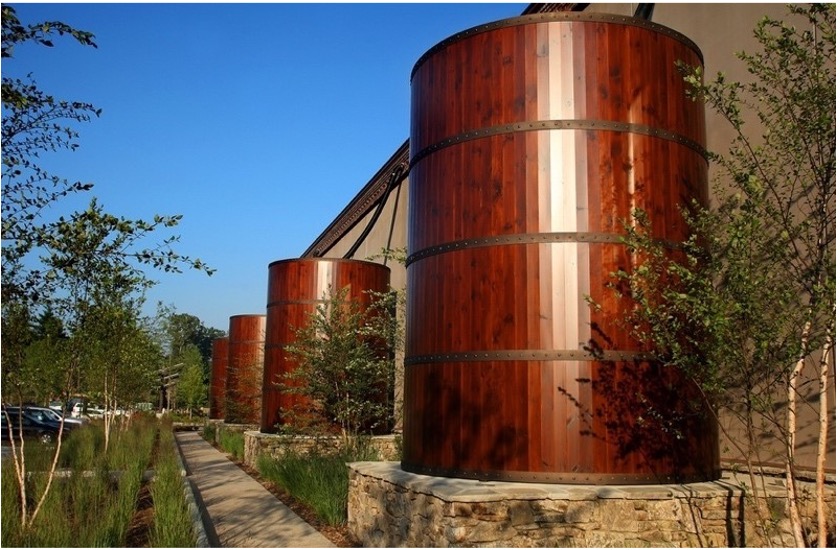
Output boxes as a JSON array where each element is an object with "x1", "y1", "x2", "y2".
[
  {"x1": 596, "y1": 358, "x2": 718, "y2": 482},
  {"x1": 409, "y1": 362, "x2": 527, "y2": 478},
  {"x1": 557, "y1": 330, "x2": 721, "y2": 483},
  {"x1": 463, "y1": 418, "x2": 526, "y2": 476}
]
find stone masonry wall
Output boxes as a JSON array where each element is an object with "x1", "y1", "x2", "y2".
[
  {"x1": 348, "y1": 462, "x2": 836, "y2": 547},
  {"x1": 205, "y1": 420, "x2": 258, "y2": 446},
  {"x1": 243, "y1": 431, "x2": 400, "y2": 469}
]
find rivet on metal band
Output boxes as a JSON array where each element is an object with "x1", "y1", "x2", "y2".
[
  {"x1": 408, "y1": 119, "x2": 707, "y2": 169},
  {"x1": 404, "y1": 349, "x2": 651, "y2": 366}
]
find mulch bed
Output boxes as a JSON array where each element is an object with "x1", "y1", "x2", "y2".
[
  {"x1": 124, "y1": 421, "x2": 161, "y2": 547},
  {"x1": 125, "y1": 483, "x2": 154, "y2": 547}
]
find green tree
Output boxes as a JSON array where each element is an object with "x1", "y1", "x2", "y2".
[
  {"x1": 611, "y1": 5, "x2": 834, "y2": 546},
  {"x1": 154, "y1": 308, "x2": 224, "y2": 415},
  {"x1": 1, "y1": 6, "x2": 214, "y2": 532},
  {"x1": 164, "y1": 312, "x2": 225, "y2": 383},
  {"x1": 178, "y1": 346, "x2": 207, "y2": 418},
  {"x1": 2, "y1": 6, "x2": 100, "y2": 308},
  {"x1": 112, "y1": 316, "x2": 163, "y2": 414},
  {"x1": 79, "y1": 298, "x2": 162, "y2": 446},
  {"x1": 283, "y1": 287, "x2": 399, "y2": 439},
  {"x1": 32, "y1": 307, "x2": 67, "y2": 342}
]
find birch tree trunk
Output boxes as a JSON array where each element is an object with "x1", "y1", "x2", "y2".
[
  {"x1": 785, "y1": 320, "x2": 810, "y2": 548},
  {"x1": 815, "y1": 311, "x2": 834, "y2": 547}
]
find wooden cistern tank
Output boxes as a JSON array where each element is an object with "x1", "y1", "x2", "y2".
[{"x1": 402, "y1": 12, "x2": 719, "y2": 484}]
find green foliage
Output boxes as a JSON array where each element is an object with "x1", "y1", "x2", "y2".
[
  {"x1": 201, "y1": 423, "x2": 216, "y2": 442},
  {"x1": 610, "y1": 2, "x2": 834, "y2": 478},
  {"x1": 367, "y1": 246, "x2": 408, "y2": 266},
  {"x1": 32, "y1": 307, "x2": 67, "y2": 341},
  {"x1": 0, "y1": 5, "x2": 215, "y2": 536},
  {"x1": 218, "y1": 428, "x2": 245, "y2": 461},
  {"x1": 256, "y1": 439, "x2": 380, "y2": 526},
  {"x1": 282, "y1": 286, "x2": 401, "y2": 437},
  {"x1": 14, "y1": 329, "x2": 69, "y2": 404},
  {"x1": 150, "y1": 426, "x2": 197, "y2": 547},
  {"x1": 2, "y1": 5, "x2": 100, "y2": 309},
  {"x1": 1, "y1": 2, "x2": 215, "y2": 476},
  {"x1": 178, "y1": 346, "x2": 208, "y2": 412},
  {"x1": 78, "y1": 301, "x2": 162, "y2": 423},
  {"x1": 1, "y1": 417, "x2": 156, "y2": 547},
  {"x1": 611, "y1": 206, "x2": 802, "y2": 415},
  {"x1": 2, "y1": 5, "x2": 100, "y2": 305},
  {"x1": 164, "y1": 312, "x2": 225, "y2": 379},
  {"x1": 1, "y1": 5, "x2": 96, "y2": 59},
  {"x1": 2, "y1": 5, "x2": 215, "y2": 412},
  {"x1": 223, "y1": 354, "x2": 263, "y2": 424},
  {"x1": 3, "y1": 416, "x2": 196, "y2": 547},
  {"x1": 155, "y1": 307, "x2": 223, "y2": 412},
  {"x1": 691, "y1": 8, "x2": 834, "y2": 543},
  {"x1": 59, "y1": 422, "x2": 106, "y2": 470},
  {"x1": 9, "y1": 306, "x2": 74, "y2": 405},
  {"x1": 258, "y1": 452, "x2": 348, "y2": 526}
]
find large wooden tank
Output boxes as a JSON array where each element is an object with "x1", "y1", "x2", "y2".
[
  {"x1": 209, "y1": 337, "x2": 229, "y2": 420},
  {"x1": 262, "y1": 258, "x2": 391, "y2": 433},
  {"x1": 225, "y1": 314, "x2": 265, "y2": 424},
  {"x1": 403, "y1": 12, "x2": 719, "y2": 483}
]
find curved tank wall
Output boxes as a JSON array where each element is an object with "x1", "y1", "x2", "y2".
[
  {"x1": 209, "y1": 336, "x2": 229, "y2": 420},
  {"x1": 225, "y1": 314, "x2": 265, "y2": 424},
  {"x1": 262, "y1": 258, "x2": 391, "y2": 433},
  {"x1": 403, "y1": 12, "x2": 719, "y2": 484}
]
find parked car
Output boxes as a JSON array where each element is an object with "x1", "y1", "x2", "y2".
[
  {"x1": 27, "y1": 405, "x2": 88, "y2": 427},
  {"x1": 1, "y1": 406, "x2": 77, "y2": 445},
  {"x1": 71, "y1": 402, "x2": 106, "y2": 419}
]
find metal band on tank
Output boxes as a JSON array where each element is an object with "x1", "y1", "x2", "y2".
[
  {"x1": 404, "y1": 349, "x2": 651, "y2": 366},
  {"x1": 408, "y1": 120, "x2": 708, "y2": 169},
  {"x1": 410, "y1": 11, "x2": 703, "y2": 80},
  {"x1": 405, "y1": 232, "x2": 681, "y2": 267},
  {"x1": 400, "y1": 462, "x2": 721, "y2": 485},
  {"x1": 268, "y1": 257, "x2": 385, "y2": 268},
  {"x1": 266, "y1": 299, "x2": 329, "y2": 308}
]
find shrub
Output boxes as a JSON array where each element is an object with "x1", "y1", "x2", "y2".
[{"x1": 282, "y1": 287, "x2": 400, "y2": 437}]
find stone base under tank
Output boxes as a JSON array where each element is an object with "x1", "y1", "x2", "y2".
[
  {"x1": 243, "y1": 430, "x2": 399, "y2": 470},
  {"x1": 347, "y1": 462, "x2": 835, "y2": 547}
]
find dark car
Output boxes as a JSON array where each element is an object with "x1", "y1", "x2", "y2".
[
  {"x1": 26, "y1": 405, "x2": 88, "y2": 428},
  {"x1": 1, "y1": 406, "x2": 77, "y2": 445}
]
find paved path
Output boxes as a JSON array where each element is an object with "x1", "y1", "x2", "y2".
[{"x1": 175, "y1": 431, "x2": 334, "y2": 548}]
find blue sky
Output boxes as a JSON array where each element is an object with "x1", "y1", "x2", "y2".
[{"x1": 6, "y1": 2, "x2": 526, "y2": 331}]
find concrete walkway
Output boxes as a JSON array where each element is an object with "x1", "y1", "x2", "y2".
[{"x1": 175, "y1": 431, "x2": 334, "y2": 548}]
